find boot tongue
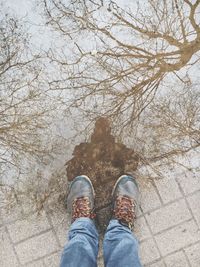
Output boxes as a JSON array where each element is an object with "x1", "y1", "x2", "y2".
[
  {"x1": 113, "y1": 196, "x2": 136, "y2": 230},
  {"x1": 72, "y1": 197, "x2": 96, "y2": 222}
]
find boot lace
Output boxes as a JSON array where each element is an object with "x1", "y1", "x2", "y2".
[
  {"x1": 72, "y1": 196, "x2": 96, "y2": 222},
  {"x1": 114, "y1": 196, "x2": 136, "y2": 230}
]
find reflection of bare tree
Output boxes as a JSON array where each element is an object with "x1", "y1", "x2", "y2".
[
  {"x1": 0, "y1": 10, "x2": 62, "y2": 191},
  {"x1": 136, "y1": 87, "x2": 200, "y2": 161},
  {"x1": 43, "y1": 0, "x2": 200, "y2": 123},
  {"x1": 42, "y1": 0, "x2": 200, "y2": 170}
]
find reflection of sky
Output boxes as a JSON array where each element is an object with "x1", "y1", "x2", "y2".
[
  {"x1": 6, "y1": 0, "x2": 32, "y2": 16},
  {"x1": 5, "y1": 0, "x2": 54, "y2": 50}
]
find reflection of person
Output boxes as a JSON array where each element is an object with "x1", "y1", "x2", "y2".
[{"x1": 60, "y1": 175, "x2": 142, "y2": 267}]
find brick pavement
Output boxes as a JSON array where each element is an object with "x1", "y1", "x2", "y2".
[{"x1": 1, "y1": 170, "x2": 200, "y2": 266}]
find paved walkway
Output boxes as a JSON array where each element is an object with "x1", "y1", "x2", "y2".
[{"x1": 1, "y1": 166, "x2": 200, "y2": 266}]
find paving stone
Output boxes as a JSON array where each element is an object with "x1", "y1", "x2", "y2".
[
  {"x1": 139, "y1": 182, "x2": 162, "y2": 213},
  {"x1": 137, "y1": 206, "x2": 143, "y2": 216},
  {"x1": 97, "y1": 258, "x2": 104, "y2": 267},
  {"x1": 147, "y1": 260, "x2": 165, "y2": 267},
  {"x1": 134, "y1": 216, "x2": 151, "y2": 241},
  {"x1": 184, "y1": 242, "x2": 200, "y2": 267},
  {"x1": 145, "y1": 199, "x2": 192, "y2": 234},
  {"x1": 43, "y1": 252, "x2": 61, "y2": 266},
  {"x1": 25, "y1": 259, "x2": 45, "y2": 267},
  {"x1": 20, "y1": 196, "x2": 37, "y2": 216},
  {"x1": 97, "y1": 237, "x2": 103, "y2": 260},
  {"x1": 155, "y1": 177, "x2": 182, "y2": 204},
  {"x1": 1, "y1": 205, "x2": 24, "y2": 224},
  {"x1": 187, "y1": 191, "x2": 200, "y2": 227},
  {"x1": 0, "y1": 211, "x2": 3, "y2": 226},
  {"x1": 7, "y1": 211, "x2": 51, "y2": 243},
  {"x1": 164, "y1": 251, "x2": 189, "y2": 267},
  {"x1": 176, "y1": 172, "x2": 200, "y2": 195},
  {"x1": 0, "y1": 227, "x2": 19, "y2": 267},
  {"x1": 15, "y1": 230, "x2": 58, "y2": 265},
  {"x1": 48, "y1": 208, "x2": 70, "y2": 246},
  {"x1": 155, "y1": 219, "x2": 200, "y2": 256},
  {"x1": 139, "y1": 238, "x2": 160, "y2": 265}
]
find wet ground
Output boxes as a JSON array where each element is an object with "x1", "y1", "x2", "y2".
[{"x1": 66, "y1": 117, "x2": 139, "y2": 232}]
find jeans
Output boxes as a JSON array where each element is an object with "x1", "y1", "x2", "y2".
[{"x1": 60, "y1": 218, "x2": 142, "y2": 267}]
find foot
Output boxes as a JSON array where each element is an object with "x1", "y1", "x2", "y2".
[
  {"x1": 67, "y1": 175, "x2": 96, "y2": 223},
  {"x1": 112, "y1": 174, "x2": 139, "y2": 230}
]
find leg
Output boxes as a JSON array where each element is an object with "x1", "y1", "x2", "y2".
[
  {"x1": 60, "y1": 218, "x2": 99, "y2": 267},
  {"x1": 103, "y1": 175, "x2": 142, "y2": 267},
  {"x1": 60, "y1": 175, "x2": 98, "y2": 267},
  {"x1": 103, "y1": 219, "x2": 142, "y2": 267}
]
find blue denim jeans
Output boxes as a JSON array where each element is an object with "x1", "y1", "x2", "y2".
[{"x1": 60, "y1": 218, "x2": 142, "y2": 267}]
